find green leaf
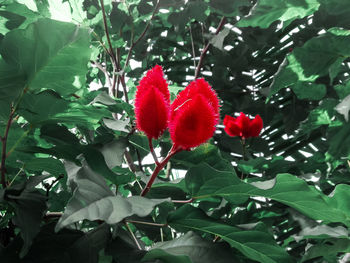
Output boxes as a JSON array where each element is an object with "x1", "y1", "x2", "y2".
[
  {"x1": 269, "y1": 30, "x2": 350, "y2": 98},
  {"x1": 237, "y1": 0, "x2": 320, "y2": 28},
  {"x1": 23, "y1": 222, "x2": 111, "y2": 263},
  {"x1": 82, "y1": 146, "x2": 131, "y2": 184},
  {"x1": 209, "y1": 28, "x2": 230, "y2": 51},
  {"x1": 327, "y1": 122, "x2": 350, "y2": 159},
  {"x1": 209, "y1": 0, "x2": 247, "y2": 17},
  {"x1": 143, "y1": 231, "x2": 237, "y2": 263},
  {"x1": 334, "y1": 81, "x2": 350, "y2": 99},
  {"x1": 0, "y1": 18, "x2": 91, "y2": 96},
  {"x1": 335, "y1": 94, "x2": 350, "y2": 121},
  {"x1": 186, "y1": 163, "x2": 349, "y2": 226},
  {"x1": 19, "y1": 90, "x2": 110, "y2": 128},
  {"x1": 25, "y1": 157, "x2": 66, "y2": 176},
  {"x1": 6, "y1": 176, "x2": 48, "y2": 257},
  {"x1": 56, "y1": 161, "x2": 169, "y2": 231},
  {"x1": 0, "y1": 1, "x2": 43, "y2": 34},
  {"x1": 291, "y1": 82, "x2": 326, "y2": 100},
  {"x1": 302, "y1": 239, "x2": 350, "y2": 262},
  {"x1": 168, "y1": 205, "x2": 294, "y2": 263},
  {"x1": 103, "y1": 118, "x2": 130, "y2": 132}
]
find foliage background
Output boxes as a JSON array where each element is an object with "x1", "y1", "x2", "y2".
[{"x1": 0, "y1": 0, "x2": 350, "y2": 262}]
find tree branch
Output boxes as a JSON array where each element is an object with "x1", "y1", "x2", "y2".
[
  {"x1": 125, "y1": 221, "x2": 142, "y2": 250},
  {"x1": 126, "y1": 219, "x2": 167, "y2": 227},
  {"x1": 90, "y1": 60, "x2": 112, "y2": 92},
  {"x1": 99, "y1": 0, "x2": 120, "y2": 97},
  {"x1": 194, "y1": 17, "x2": 226, "y2": 79},
  {"x1": 120, "y1": 0, "x2": 161, "y2": 104},
  {"x1": 45, "y1": 174, "x2": 64, "y2": 197},
  {"x1": 99, "y1": 0, "x2": 116, "y2": 60},
  {"x1": 189, "y1": 24, "x2": 197, "y2": 70}
]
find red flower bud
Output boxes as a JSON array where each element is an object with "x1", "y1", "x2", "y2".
[
  {"x1": 135, "y1": 66, "x2": 169, "y2": 139},
  {"x1": 170, "y1": 78, "x2": 219, "y2": 122},
  {"x1": 169, "y1": 79, "x2": 220, "y2": 150},
  {"x1": 223, "y1": 113, "x2": 263, "y2": 139}
]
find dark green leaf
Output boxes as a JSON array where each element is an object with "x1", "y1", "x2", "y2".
[{"x1": 168, "y1": 205, "x2": 293, "y2": 263}]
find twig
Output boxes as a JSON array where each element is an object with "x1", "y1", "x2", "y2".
[
  {"x1": 46, "y1": 174, "x2": 64, "y2": 197},
  {"x1": 126, "y1": 219, "x2": 167, "y2": 227},
  {"x1": 90, "y1": 60, "x2": 112, "y2": 91},
  {"x1": 148, "y1": 138, "x2": 159, "y2": 165},
  {"x1": 125, "y1": 221, "x2": 142, "y2": 250},
  {"x1": 124, "y1": 150, "x2": 138, "y2": 173},
  {"x1": 44, "y1": 212, "x2": 63, "y2": 221},
  {"x1": 136, "y1": 149, "x2": 144, "y2": 172},
  {"x1": 140, "y1": 145, "x2": 182, "y2": 196},
  {"x1": 91, "y1": 30, "x2": 110, "y2": 56},
  {"x1": 189, "y1": 24, "x2": 197, "y2": 70},
  {"x1": 240, "y1": 137, "x2": 247, "y2": 180},
  {"x1": 120, "y1": 0, "x2": 161, "y2": 103},
  {"x1": 194, "y1": 17, "x2": 226, "y2": 79},
  {"x1": 165, "y1": 161, "x2": 171, "y2": 179},
  {"x1": 1, "y1": 107, "x2": 15, "y2": 188},
  {"x1": 99, "y1": 0, "x2": 120, "y2": 97},
  {"x1": 172, "y1": 198, "x2": 194, "y2": 204},
  {"x1": 99, "y1": 0, "x2": 115, "y2": 60}
]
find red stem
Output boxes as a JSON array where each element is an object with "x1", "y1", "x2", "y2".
[
  {"x1": 194, "y1": 17, "x2": 226, "y2": 79},
  {"x1": 148, "y1": 137, "x2": 159, "y2": 165},
  {"x1": 140, "y1": 146, "x2": 181, "y2": 196}
]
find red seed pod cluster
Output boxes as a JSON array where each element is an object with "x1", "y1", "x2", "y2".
[
  {"x1": 135, "y1": 66, "x2": 220, "y2": 149},
  {"x1": 169, "y1": 78, "x2": 219, "y2": 149},
  {"x1": 223, "y1": 112, "x2": 263, "y2": 139},
  {"x1": 134, "y1": 65, "x2": 170, "y2": 139}
]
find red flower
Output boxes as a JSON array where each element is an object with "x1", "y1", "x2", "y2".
[
  {"x1": 223, "y1": 113, "x2": 263, "y2": 138},
  {"x1": 135, "y1": 66, "x2": 169, "y2": 139},
  {"x1": 169, "y1": 79, "x2": 219, "y2": 149}
]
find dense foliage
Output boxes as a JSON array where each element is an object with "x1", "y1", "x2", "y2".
[{"x1": 0, "y1": 0, "x2": 350, "y2": 262}]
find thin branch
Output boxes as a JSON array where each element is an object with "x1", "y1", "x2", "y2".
[
  {"x1": 133, "y1": 0, "x2": 160, "y2": 47},
  {"x1": 148, "y1": 138, "x2": 159, "y2": 165},
  {"x1": 124, "y1": 150, "x2": 138, "y2": 173},
  {"x1": 126, "y1": 219, "x2": 167, "y2": 227},
  {"x1": 1, "y1": 107, "x2": 15, "y2": 188},
  {"x1": 172, "y1": 198, "x2": 194, "y2": 204},
  {"x1": 44, "y1": 212, "x2": 63, "y2": 219},
  {"x1": 90, "y1": 60, "x2": 112, "y2": 92},
  {"x1": 91, "y1": 30, "x2": 111, "y2": 56},
  {"x1": 136, "y1": 149, "x2": 144, "y2": 172},
  {"x1": 46, "y1": 174, "x2": 64, "y2": 197},
  {"x1": 99, "y1": 0, "x2": 116, "y2": 60},
  {"x1": 99, "y1": 0, "x2": 120, "y2": 97},
  {"x1": 194, "y1": 17, "x2": 226, "y2": 79},
  {"x1": 165, "y1": 161, "x2": 171, "y2": 179},
  {"x1": 125, "y1": 221, "x2": 142, "y2": 250},
  {"x1": 120, "y1": 0, "x2": 161, "y2": 103},
  {"x1": 189, "y1": 24, "x2": 197, "y2": 70}
]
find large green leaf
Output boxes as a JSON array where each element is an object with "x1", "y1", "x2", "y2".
[
  {"x1": 0, "y1": 18, "x2": 91, "y2": 97},
  {"x1": 237, "y1": 0, "x2": 320, "y2": 28},
  {"x1": 168, "y1": 205, "x2": 294, "y2": 263},
  {"x1": 56, "y1": 161, "x2": 169, "y2": 231},
  {"x1": 143, "y1": 231, "x2": 237, "y2": 263},
  {"x1": 269, "y1": 29, "x2": 350, "y2": 98},
  {"x1": 5, "y1": 175, "x2": 49, "y2": 257},
  {"x1": 186, "y1": 164, "x2": 349, "y2": 226}
]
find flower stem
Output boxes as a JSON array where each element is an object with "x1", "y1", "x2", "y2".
[
  {"x1": 148, "y1": 137, "x2": 159, "y2": 165},
  {"x1": 240, "y1": 137, "x2": 247, "y2": 180},
  {"x1": 140, "y1": 145, "x2": 181, "y2": 196}
]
